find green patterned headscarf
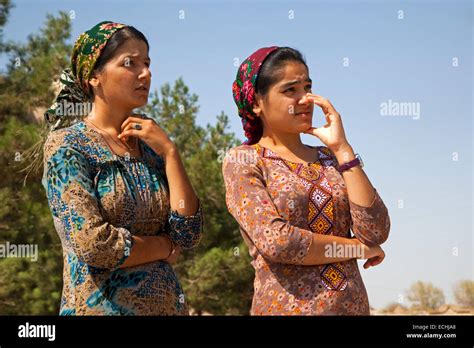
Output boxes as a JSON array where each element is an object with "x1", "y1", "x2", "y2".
[{"x1": 45, "y1": 21, "x2": 126, "y2": 130}]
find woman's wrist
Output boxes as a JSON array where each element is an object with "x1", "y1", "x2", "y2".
[
  {"x1": 332, "y1": 143, "x2": 355, "y2": 165},
  {"x1": 352, "y1": 239, "x2": 369, "y2": 259},
  {"x1": 157, "y1": 235, "x2": 174, "y2": 260},
  {"x1": 162, "y1": 143, "x2": 178, "y2": 158},
  {"x1": 149, "y1": 141, "x2": 177, "y2": 158}
]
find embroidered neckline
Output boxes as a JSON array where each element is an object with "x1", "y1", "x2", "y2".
[
  {"x1": 251, "y1": 143, "x2": 327, "y2": 170},
  {"x1": 252, "y1": 143, "x2": 320, "y2": 165},
  {"x1": 80, "y1": 121, "x2": 145, "y2": 161}
]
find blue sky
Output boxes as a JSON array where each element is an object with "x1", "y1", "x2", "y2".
[{"x1": 2, "y1": 0, "x2": 472, "y2": 309}]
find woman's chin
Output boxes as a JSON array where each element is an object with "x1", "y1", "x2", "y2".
[
  {"x1": 295, "y1": 120, "x2": 313, "y2": 132},
  {"x1": 288, "y1": 125, "x2": 312, "y2": 136},
  {"x1": 130, "y1": 98, "x2": 148, "y2": 109}
]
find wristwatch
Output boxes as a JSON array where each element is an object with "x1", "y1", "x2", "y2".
[{"x1": 337, "y1": 153, "x2": 364, "y2": 174}]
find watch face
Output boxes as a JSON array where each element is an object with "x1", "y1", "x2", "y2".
[{"x1": 356, "y1": 153, "x2": 364, "y2": 167}]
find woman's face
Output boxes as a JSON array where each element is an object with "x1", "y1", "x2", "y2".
[
  {"x1": 90, "y1": 38, "x2": 151, "y2": 110},
  {"x1": 254, "y1": 61, "x2": 314, "y2": 136}
]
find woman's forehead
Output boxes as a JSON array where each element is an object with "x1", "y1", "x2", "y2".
[
  {"x1": 114, "y1": 39, "x2": 149, "y2": 58},
  {"x1": 275, "y1": 63, "x2": 310, "y2": 86}
]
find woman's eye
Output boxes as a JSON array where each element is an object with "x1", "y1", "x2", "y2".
[
  {"x1": 285, "y1": 87, "x2": 295, "y2": 93},
  {"x1": 124, "y1": 59, "x2": 134, "y2": 66},
  {"x1": 145, "y1": 62, "x2": 150, "y2": 67},
  {"x1": 305, "y1": 85, "x2": 312, "y2": 91}
]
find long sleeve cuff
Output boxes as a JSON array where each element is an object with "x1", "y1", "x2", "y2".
[
  {"x1": 349, "y1": 189, "x2": 391, "y2": 246},
  {"x1": 168, "y1": 200, "x2": 203, "y2": 249}
]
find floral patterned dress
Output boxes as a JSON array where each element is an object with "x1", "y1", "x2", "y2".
[
  {"x1": 222, "y1": 144, "x2": 390, "y2": 315},
  {"x1": 42, "y1": 121, "x2": 203, "y2": 315}
]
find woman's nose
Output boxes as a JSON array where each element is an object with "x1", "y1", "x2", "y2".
[
  {"x1": 299, "y1": 94, "x2": 310, "y2": 104},
  {"x1": 139, "y1": 66, "x2": 152, "y2": 80}
]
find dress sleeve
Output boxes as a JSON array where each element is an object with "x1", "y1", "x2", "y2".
[
  {"x1": 222, "y1": 147, "x2": 313, "y2": 265},
  {"x1": 167, "y1": 201, "x2": 203, "y2": 249},
  {"x1": 42, "y1": 132, "x2": 134, "y2": 270},
  {"x1": 348, "y1": 189, "x2": 391, "y2": 246},
  {"x1": 144, "y1": 141, "x2": 203, "y2": 250},
  {"x1": 324, "y1": 147, "x2": 391, "y2": 246}
]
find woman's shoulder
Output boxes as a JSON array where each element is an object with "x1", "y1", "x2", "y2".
[
  {"x1": 228, "y1": 143, "x2": 259, "y2": 153},
  {"x1": 43, "y1": 121, "x2": 90, "y2": 161}
]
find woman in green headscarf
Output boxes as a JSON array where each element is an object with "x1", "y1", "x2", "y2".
[{"x1": 42, "y1": 21, "x2": 203, "y2": 315}]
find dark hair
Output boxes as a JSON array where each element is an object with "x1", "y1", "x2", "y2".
[
  {"x1": 88, "y1": 26, "x2": 149, "y2": 98},
  {"x1": 94, "y1": 26, "x2": 149, "y2": 72},
  {"x1": 255, "y1": 47, "x2": 308, "y2": 97}
]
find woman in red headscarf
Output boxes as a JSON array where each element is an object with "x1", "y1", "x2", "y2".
[{"x1": 223, "y1": 47, "x2": 390, "y2": 315}]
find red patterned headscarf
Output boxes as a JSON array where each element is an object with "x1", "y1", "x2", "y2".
[{"x1": 232, "y1": 46, "x2": 278, "y2": 145}]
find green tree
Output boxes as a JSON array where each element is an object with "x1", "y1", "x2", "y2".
[
  {"x1": 185, "y1": 245, "x2": 253, "y2": 315},
  {"x1": 0, "y1": 0, "x2": 13, "y2": 51},
  {"x1": 0, "y1": 6, "x2": 71, "y2": 314},
  {"x1": 406, "y1": 281, "x2": 445, "y2": 310},
  {"x1": 453, "y1": 280, "x2": 474, "y2": 307},
  {"x1": 1, "y1": 10, "x2": 71, "y2": 121}
]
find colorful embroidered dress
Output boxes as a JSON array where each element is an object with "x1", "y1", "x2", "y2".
[
  {"x1": 223, "y1": 144, "x2": 390, "y2": 315},
  {"x1": 42, "y1": 121, "x2": 203, "y2": 315}
]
